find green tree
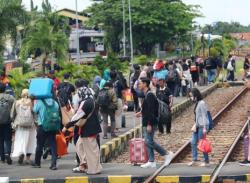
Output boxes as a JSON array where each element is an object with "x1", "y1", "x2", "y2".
[
  {"x1": 20, "y1": 19, "x2": 69, "y2": 74},
  {"x1": 87, "y1": 0, "x2": 200, "y2": 55},
  {"x1": 202, "y1": 21, "x2": 250, "y2": 35},
  {"x1": 20, "y1": 0, "x2": 70, "y2": 74},
  {"x1": 0, "y1": 0, "x2": 26, "y2": 58}
]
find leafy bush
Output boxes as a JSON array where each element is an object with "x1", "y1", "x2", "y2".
[
  {"x1": 55, "y1": 62, "x2": 100, "y2": 83},
  {"x1": 134, "y1": 55, "x2": 149, "y2": 66},
  {"x1": 93, "y1": 53, "x2": 129, "y2": 75},
  {"x1": 8, "y1": 68, "x2": 36, "y2": 98}
]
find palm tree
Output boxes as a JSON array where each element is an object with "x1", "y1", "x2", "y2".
[
  {"x1": 0, "y1": 0, "x2": 26, "y2": 66},
  {"x1": 20, "y1": 19, "x2": 69, "y2": 73}
]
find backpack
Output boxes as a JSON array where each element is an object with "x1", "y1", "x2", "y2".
[
  {"x1": 190, "y1": 62, "x2": 198, "y2": 72},
  {"x1": 97, "y1": 89, "x2": 111, "y2": 109},
  {"x1": 41, "y1": 100, "x2": 60, "y2": 132},
  {"x1": 0, "y1": 96, "x2": 11, "y2": 124},
  {"x1": 15, "y1": 103, "x2": 34, "y2": 127},
  {"x1": 117, "y1": 72, "x2": 127, "y2": 89},
  {"x1": 158, "y1": 99, "x2": 171, "y2": 121},
  {"x1": 57, "y1": 83, "x2": 72, "y2": 106},
  {"x1": 227, "y1": 60, "x2": 234, "y2": 71},
  {"x1": 205, "y1": 58, "x2": 214, "y2": 69},
  {"x1": 167, "y1": 66, "x2": 179, "y2": 82}
]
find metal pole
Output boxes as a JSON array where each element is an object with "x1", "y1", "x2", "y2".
[
  {"x1": 128, "y1": 0, "x2": 133, "y2": 62},
  {"x1": 191, "y1": 32, "x2": 193, "y2": 54},
  {"x1": 75, "y1": 0, "x2": 80, "y2": 64},
  {"x1": 122, "y1": 0, "x2": 126, "y2": 57}
]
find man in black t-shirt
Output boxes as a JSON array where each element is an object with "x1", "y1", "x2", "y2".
[{"x1": 156, "y1": 78, "x2": 173, "y2": 134}]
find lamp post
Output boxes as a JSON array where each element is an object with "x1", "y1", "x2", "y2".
[
  {"x1": 128, "y1": 0, "x2": 133, "y2": 62},
  {"x1": 122, "y1": 0, "x2": 126, "y2": 57},
  {"x1": 75, "y1": 0, "x2": 80, "y2": 64}
]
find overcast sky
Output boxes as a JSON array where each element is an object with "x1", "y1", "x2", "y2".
[{"x1": 22, "y1": 0, "x2": 250, "y2": 26}]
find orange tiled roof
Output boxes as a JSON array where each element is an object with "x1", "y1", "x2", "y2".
[{"x1": 230, "y1": 33, "x2": 250, "y2": 41}]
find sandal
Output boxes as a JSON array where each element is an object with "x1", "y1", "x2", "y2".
[{"x1": 72, "y1": 167, "x2": 86, "y2": 173}]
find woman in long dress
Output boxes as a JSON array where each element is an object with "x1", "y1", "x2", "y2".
[{"x1": 11, "y1": 89, "x2": 37, "y2": 165}]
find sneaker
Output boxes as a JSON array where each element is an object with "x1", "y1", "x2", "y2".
[
  {"x1": 164, "y1": 151, "x2": 174, "y2": 166},
  {"x1": 49, "y1": 166, "x2": 57, "y2": 170},
  {"x1": 111, "y1": 134, "x2": 118, "y2": 138},
  {"x1": 31, "y1": 163, "x2": 41, "y2": 168},
  {"x1": 141, "y1": 161, "x2": 157, "y2": 168},
  {"x1": 5, "y1": 155, "x2": 12, "y2": 165},
  {"x1": 140, "y1": 161, "x2": 156, "y2": 168},
  {"x1": 199, "y1": 162, "x2": 210, "y2": 167},
  {"x1": 18, "y1": 154, "x2": 24, "y2": 165},
  {"x1": 239, "y1": 160, "x2": 250, "y2": 166},
  {"x1": 187, "y1": 161, "x2": 198, "y2": 166}
]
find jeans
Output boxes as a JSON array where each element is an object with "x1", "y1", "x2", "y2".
[
  {"x1": 0, "y1": 124, "x2": 12, "y2": 161},
  {"x1": 143, "y1": 127, "x2": 166, "y2": 162},
  {"x1": 227, "y1": 71, "x2": 235, "y2": 81},
  {"x1": 174, "y1": 83, "x2": 180, "y2": 97},
  {"x1": 35, "y1": 126, "x2": 57, "y2": 167},
  {"x1": 207, "y1": 69, "x2": 216, "y2": 83},
  {"x1": 101, "y1": 110, "x2": 116, "y2": 136},
  {"x1": 191, "y1": 127, "x2": 209, "y2": 163}
]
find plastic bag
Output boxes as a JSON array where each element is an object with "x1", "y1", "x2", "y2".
[
  {"x1": 198, "y1": 137, "x2": 212, "y2": 153},
  {"x1": 56, "y1": 133, "x2": 68, "y2": 156}
]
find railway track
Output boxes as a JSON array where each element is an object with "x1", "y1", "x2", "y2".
[{"x1": 144, "y1": 86, "x2": 250, "y2": 183}]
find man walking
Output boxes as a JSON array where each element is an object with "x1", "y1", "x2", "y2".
[
  {"x1": 135, "y1": 77, "x2": 173, "y2": 168},
  {"x1": 0, "y1": 83, "x2": 15, "y2": 164},
  {"x1": 98, "y1": 81, "x2": 118, "y2": 139},
  {"x1": 156, "y1": 78, "x2": 173, "y2": 134},
  {"x1": 32, "y1": 97, "x2": 60, "y2": 170}
]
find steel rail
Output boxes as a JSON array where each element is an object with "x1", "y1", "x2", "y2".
[
  {"x1": 143, "y1": 86, "x2": 248, "y2": 183},
  {"x1": 209, "y1": 117, "x2": 250, "y2": 183}
]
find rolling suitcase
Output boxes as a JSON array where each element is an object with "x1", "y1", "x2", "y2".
[
  {"x1": 129, "y1": 138, "x2": 148, "y2": 164},
  {"x1": 29, "y1": 78, "x2": 54, "y2": 99},
  {"x1": 129, "y1": 118, "x2": 148, "y2": 164}
]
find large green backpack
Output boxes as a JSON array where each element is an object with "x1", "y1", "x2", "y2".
[{"x1": 41, "y1": 100, "x2": 60, "y2": 132}]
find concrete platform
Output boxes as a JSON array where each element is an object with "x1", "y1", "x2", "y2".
[{"x1": 1, "y1": 160, "x2": 250, "y2": 183}]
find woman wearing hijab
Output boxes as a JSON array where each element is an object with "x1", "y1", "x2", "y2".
[
  {"x1": 11, "y1": 89, "x2": 37, "y2": 165},
  {"x1": 62, "y1": 86, "x2": 102, "y2": 174}
]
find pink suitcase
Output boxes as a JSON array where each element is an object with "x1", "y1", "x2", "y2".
[{"x1": 129, "y1": 138, "x2": 148, "y2": 164}]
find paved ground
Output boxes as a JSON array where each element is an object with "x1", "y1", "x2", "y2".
[
  {"x1": 1, "y1": 85, "x2": 214, "y2": 181},
  {"x1": 1, "y1": 161, "x2": 250, "y2": 181}
]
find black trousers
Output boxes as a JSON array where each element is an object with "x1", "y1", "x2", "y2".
[
  {"x1": 158, "y1": 115, "x2": 172, "y2": 134},
  {"x1": 35, "y1": 126, "x2": 57, "y2": 167},
  {"x1": 0, "y1": 124, "x2": 12, "y2": 161}
]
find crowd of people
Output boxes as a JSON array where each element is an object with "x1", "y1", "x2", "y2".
[{"x1": 0, "y1": 54, "x2": 249, "y2": 173}]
